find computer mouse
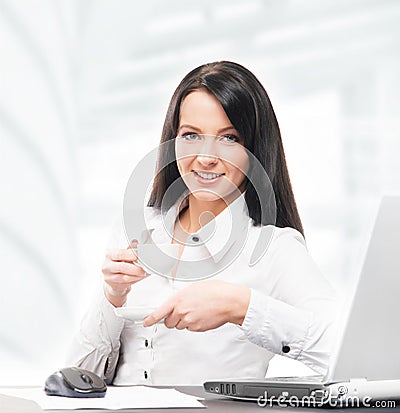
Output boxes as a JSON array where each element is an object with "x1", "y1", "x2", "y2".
[{"x1": 44, "y1": 366, "x2": 107, "y2": 398}]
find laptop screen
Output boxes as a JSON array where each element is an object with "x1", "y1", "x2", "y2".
[{"x1": 330, "y1": 196, "x2": 400, "y2": 382}]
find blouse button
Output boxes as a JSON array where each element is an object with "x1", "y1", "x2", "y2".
[
  {"x1": 145, "y1": 339, "x2": 149, "y2": 348},
  {"x1": 192, "y1": 235, "x2": 200, "y2": 242},
  {"x1": 144, "y1": 371, "x2": 148, "y2": 379},
  {"x1": 282, "y1": 345, "x2": 290, "y2": 353}
]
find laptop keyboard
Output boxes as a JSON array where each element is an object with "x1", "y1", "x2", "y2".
[{"x1": 265, "y1": 375, "x2": 323, "y2": 383}]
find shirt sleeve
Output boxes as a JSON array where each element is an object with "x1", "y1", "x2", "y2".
[
  {"x1": 65, "y1": 215, "x2": 128, "y2": 384},
  {"x1": 65, "y1": 287, "x2": 126, "y2": 384},
  {"x1": 238, "y1": 227, "x2": 340, "y2": 376}
]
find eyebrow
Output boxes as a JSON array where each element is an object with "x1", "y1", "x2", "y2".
[{"x1": 178, "y1": 124, "x2": 238, "y2": 134}]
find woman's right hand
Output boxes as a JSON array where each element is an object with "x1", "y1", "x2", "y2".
[{"x1": 102, "y1": 241, "x2": 148, "y2": 307}]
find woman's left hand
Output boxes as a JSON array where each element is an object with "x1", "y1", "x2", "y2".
[{"x1": 143, "y1": 280, "x2": 250, "y2": 331}]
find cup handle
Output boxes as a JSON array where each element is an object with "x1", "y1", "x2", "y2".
[
  {"x1": 128, "y1": 239, "x2": 142, "y2": 268},
  {"x1": 129, "y1": 247, "x2": 144, "y2": 269}
]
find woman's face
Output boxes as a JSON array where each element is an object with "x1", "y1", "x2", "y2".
[{"x1": 175, "y1": 89, "x2": 249, "y2": 203}]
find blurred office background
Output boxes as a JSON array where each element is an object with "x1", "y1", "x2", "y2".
[{"x1": 1, "y1": 0, "x2": 399, "y2": 383}]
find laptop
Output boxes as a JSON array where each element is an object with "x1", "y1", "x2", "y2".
[{"x1": 204, "y1": 196, "x2": 400, "y2": 407}]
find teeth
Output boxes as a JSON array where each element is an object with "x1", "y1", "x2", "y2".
[{"x1": 195, "y1": 171, "x2": 222, "y2": 180}]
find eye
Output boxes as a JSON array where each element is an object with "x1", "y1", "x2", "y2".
[
  {"x1": 181, "y1": 133, "x2": 201, "y2": 141},
  {"x1": 220, "y1": 134, "x2": 240, "y2": 144}
]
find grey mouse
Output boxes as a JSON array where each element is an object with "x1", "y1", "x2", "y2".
[{"x1": 44, "y1": 366, "x2": 107, "y2": 398}]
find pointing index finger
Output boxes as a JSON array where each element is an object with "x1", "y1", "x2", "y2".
[{"x1": 143, "y1": 299, "x2": 175, "y2": 327}]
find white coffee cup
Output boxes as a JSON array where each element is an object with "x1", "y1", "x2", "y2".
[{"x1": 132, "y1": 243, "x2": 180, "y2": 277}]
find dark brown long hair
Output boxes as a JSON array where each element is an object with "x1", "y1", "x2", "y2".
[{"x1": 148, "y1": 61, "x2": 304, "y2": 237}]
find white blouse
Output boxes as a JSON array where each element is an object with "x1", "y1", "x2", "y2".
[{"x1": 66, "y1": 194, "x2": 338, "y2": 385}]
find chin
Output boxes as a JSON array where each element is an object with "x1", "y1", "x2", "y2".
[{"x1": 190, "y1": 190, "x2": 221, "y2": 202}]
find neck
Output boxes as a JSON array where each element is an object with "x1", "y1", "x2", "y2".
[{"x1": 181, "y1": 191, "x2": 241, "y2": 233}]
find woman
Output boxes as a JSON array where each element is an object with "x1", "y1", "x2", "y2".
[{"x1": 67, "y1": 61, "x2": 337, "y2": 385}]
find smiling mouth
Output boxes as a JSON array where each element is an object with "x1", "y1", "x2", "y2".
[{"x1": 193, "y1": 171, "x2": 225, "y2": 180}]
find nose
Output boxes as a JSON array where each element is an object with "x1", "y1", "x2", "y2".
[
  {"x1": 197, "y1": 153, "x2": 218, "y2": 166},
  {"x1": 196, "y1": 136, "x2": 218, "y2": 165}
]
